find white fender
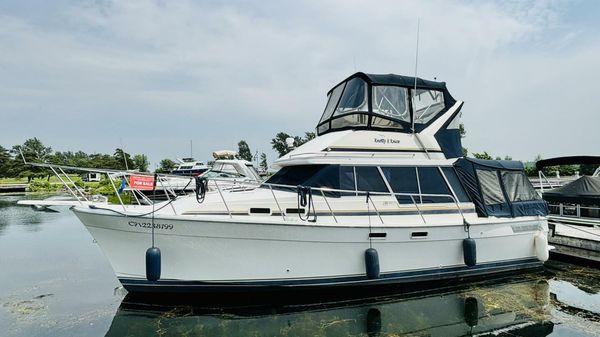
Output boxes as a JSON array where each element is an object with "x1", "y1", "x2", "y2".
[{"x1": 534, "y1": 232, "x2": 549, "y2": 262}]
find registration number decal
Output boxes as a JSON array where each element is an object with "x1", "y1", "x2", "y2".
[{"x1": 128, "y1": 221, "x2": 174, "y2": 230}]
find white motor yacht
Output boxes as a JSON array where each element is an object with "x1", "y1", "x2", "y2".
[
  {"x1": 150, "y1": 155, "x2": 262, "y2": 197},
  {"x1": 70, "y1": 72, "x2": 550, "y2": 293}
]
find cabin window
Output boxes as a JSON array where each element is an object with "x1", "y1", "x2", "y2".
[
  {"x1": 441, "y1": 167, "x2": 470, "y2": 202},
  {"x1": 303, "y1": 165, "x2": 342, "y2": 190},
  {"x1": 372, "y1": 86, "x2": 410, "y2": 123},
  {"x1": 212, "y1": 163, "x2": 244, "y2": 177},
  {"x1": 417, "y1": 167, "x2": 453, "y2": 203},
  {"x1": 412, "y1": 89, "x2": 445, "y2": 124},
  {"x1": 331, "y1": 114, "x2": 368, "y2": 129},
  {"x1": 381, "y1": 167, "x2": 418, "y2": 204},
  {"x1": 334, "y1": 78, "x2": 368, "y2": 116},
  {"x1": 371, "y1": 117, "x2": 406, "y2": 130},
  {"x1": 319, "y1": 83, "x2": 345, "y2": 123},
  {"x1": 266, "y1": 165, "x2": 328, "y2": 187},
  {"x1": 340, "y1": 166, "x2": 356, "y2": 195},
  {"x1": 501, "y1": 171, "x2": 539, "y2": 202},
  {"x1": 355, "y1": 166, "x2": 388, "y2": 193},
  {"x1": 264, "y1": 165, "x2": 343, "y2": 196},
  {"x1": 476, "y1": 169, "x2": 507, "y2": 205}
]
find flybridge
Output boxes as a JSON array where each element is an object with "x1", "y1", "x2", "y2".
[{"x1": 315, "y1": 72, "x2": 465, "y2": 158}]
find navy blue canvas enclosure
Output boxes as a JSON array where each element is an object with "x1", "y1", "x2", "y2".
[{"x1": 454, "y1": 158, "x2": 547, "y2": 218}]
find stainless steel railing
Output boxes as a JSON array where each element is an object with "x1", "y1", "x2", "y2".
[{"x1": 24, "y1": 161, "x2": 468, "y2": 225}]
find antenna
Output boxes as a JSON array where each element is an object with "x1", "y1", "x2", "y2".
[
  {"x1": 119, "y1": 138, "x2": 129, "y2": 171},
  {"x1": 190, "y1": 139, "x2": 193, "y2": 158},
  {"x1": 411, "y1": 18, "x2": 420, "y2": 133}
]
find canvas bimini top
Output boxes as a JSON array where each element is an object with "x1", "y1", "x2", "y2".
[{"x1": 317, "y1": 72, "x2": 457, "y2": 135}]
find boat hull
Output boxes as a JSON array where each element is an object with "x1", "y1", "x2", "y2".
[{"x1": 72, "y1": 206, "x2": 547, "y2": 293}]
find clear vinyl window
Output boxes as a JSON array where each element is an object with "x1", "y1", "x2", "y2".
[
  {"x1": 372, "y1": 86, "x2": 410, "y2": 122},
  {"x1": 412, "y1": 89, "x2": 445, "y2": 124}
]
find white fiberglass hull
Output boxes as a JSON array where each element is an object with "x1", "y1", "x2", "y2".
[{"x1": 72, "y1": 206, "x2": 547, "y2": 293}]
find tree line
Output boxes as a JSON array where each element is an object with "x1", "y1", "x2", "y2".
[
  {"x1": 0, "y1": 132, "x2": 317, "y2": 181},
  {"x1": 234, "y1": 132, "x2": 316, "y2": 173},
  {"x1": 0, "y1": 138, "x2": 149, "y2": 182},
  {"x1": 1, "y1": 134, "x2": 589, "y2": 182}
]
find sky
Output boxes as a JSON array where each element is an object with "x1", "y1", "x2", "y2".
[{"x1": 1, "y1": 0, "x2": 599, "y2": 168}]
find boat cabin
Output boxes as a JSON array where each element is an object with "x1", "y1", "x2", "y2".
[{"x1": 316, "y1": 72, "x2": 463, "y2": 158}]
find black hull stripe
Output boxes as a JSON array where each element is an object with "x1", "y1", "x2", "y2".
[
  {"x1": 183, "y1": 208, "x2": 477, "y2": 217},
  {"x1": 119, "y1": 258, "x2": 542, "y2": 293}
]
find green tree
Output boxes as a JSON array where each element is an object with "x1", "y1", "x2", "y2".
[
  {"x1": 271, "y1": 131, "x2": 316, "y2": 158},
  {"x1": 89, "y1": 153, "x2": 119, "y2": 169},
  {"x1": 11, "y1": 138, "x2": 53, "y2": 181},
  {"x1": 259, "y1": 153, "x2": 268, "y2": 172},
  {"x1": 156, "y1": 159, "x2": 177, "y2": 174},
  {"x1": 0, "y1": 145, "x2": 10, "y2": 178},
  {"x1": 133, "y1": 154, "x2": 149, "y2": 172},
  {"x1": 236, "y1": 140, "x2": 253, "y2": 162},
  {"x1": 580, "y1": 164, "x2": 597, "y2": 176},
  {"x1": 113, "y1": 148, "x2": 134, "y2": 170},
  {"x1": 472, "y1": 152, "x2": 493, "y2": 160},
  {"x1": 271, "y1": 132, "x2": 292, "y2": 157}
]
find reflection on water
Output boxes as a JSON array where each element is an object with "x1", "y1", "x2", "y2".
[
  {"x1": 106, "y1": 278, "x2": 555, "y2": 337},
  {"x1": 0, "y1": 194, "x2": 50, "y2": 235},
  {"x1": 1, "y1": 195, "x2": 600, "y2": 337}
]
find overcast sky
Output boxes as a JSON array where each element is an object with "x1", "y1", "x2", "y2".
[{"x1": 1, "y1": 0, "x2": 599, "y2": 168}]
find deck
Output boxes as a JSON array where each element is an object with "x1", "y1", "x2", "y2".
[{"x1": 548, "y1": 221, "x2": 600, "y2": 264}]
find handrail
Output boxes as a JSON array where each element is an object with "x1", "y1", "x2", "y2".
[
  {"x1": 33, "y1": 161, "x2": 467, "y2": 225},
  {"x1": 179, "y1": 177, "x2": 466, "y2": 225},
  {"x1": 548, "y1": 202, "x2": 600, "y2": 220}
]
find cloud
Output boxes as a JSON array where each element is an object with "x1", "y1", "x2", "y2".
[{"x1": 0, "y1": 0, "x2": 597, "y2": 166}]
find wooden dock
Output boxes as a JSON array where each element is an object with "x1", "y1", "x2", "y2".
[
  {"x1": 548, "y1": 221, "x2": 600, "y2": 264},
  {"x1": 0, "y1": 184, "x2": 28, "y2": 193}
]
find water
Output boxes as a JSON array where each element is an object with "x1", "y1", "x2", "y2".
[{"x1": 1, "y1": 194, "x2": 599, "y2": 337}]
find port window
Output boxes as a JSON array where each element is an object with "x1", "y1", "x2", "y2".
[
  {"x1": 355, "y1": 166, "x2": 388, "y2": 193},
  {"x1": 476, "y1": 169, "x2": 507, "y2": 205},
  {"x1": 412, "y1": 89, "x2": 445, "y2": 124},
  {"x1": 372, "y1": 86, "x2": 410, "y2": 123},
  {"x1": 333, "y1": 78, "x2": 368, "y2": 116},
  {"x1": 441, "y1": 167, "x2": 470, "y2": 202},
  {"x1": 417, "y1": 167, "x2": 453, "y2": 203},
  {"x1": 501, "y1": 171, "x2": 540, "y2": 202},
  {"x1": 340, "y1": 166, "x2": 356, "y2": 195},
  {"x1": 381, "y1": 167, "x2": 418, "y2": 204},
  {"x1": 371, "y1": 116, "x2": 406, "y2": 130},
  {"x1": 330, "y1": 114, "x2": 369, "y2": 129},
  {"x1": 319, "y1": 83, "x2": 345, "y2": 124}
]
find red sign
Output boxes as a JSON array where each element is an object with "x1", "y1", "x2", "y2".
[{"x1": 129, "y1": 175, "x2": 155, "y2": 191}]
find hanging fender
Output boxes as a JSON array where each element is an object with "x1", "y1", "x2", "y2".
[
  {"x1": 145, "y1": 247, "x2": 161, "y2": 281},
  {"x1": 534, "y1": 232, "x2": 549, "y2": 262},
  {"x1": 463, "y1": 238, "x2": 477, "y2": 267},
  {"x1": 365, "y1": 248, "x2": 380, "y2": 279}
]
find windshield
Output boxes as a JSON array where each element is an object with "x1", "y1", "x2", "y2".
[{"x1": 245, "y1": 164, "x2": 262, "y2": 181}]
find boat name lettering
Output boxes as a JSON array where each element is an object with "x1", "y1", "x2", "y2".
[
  {"x1": 374, "y1": 138, "x2": 400, "y2": 144},
  {"x1": 128, "y1": 221, "x2": 174, "y2": 230}
]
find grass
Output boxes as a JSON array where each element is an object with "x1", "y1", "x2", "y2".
[{"x1": 0, "y1": 175, "x2": 86, "y2": 185}]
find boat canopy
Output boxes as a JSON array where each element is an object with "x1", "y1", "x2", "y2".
[
  {"x1": 317, "y1": 72, "x2": 457, "y2": 136},
  {"x1": 543, "y1": 176, "x2": 600, "y2": 205},
  {"x1": 535, "y1": 156, "x2": 600, "y2": 171},
  {"x1": 454, "y1": 158, "x2": 547, "y2": 218}
]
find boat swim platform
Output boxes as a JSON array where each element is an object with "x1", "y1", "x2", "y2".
[{"x1": 548, "y1": 220, "x2": 600, "y2": 266}]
